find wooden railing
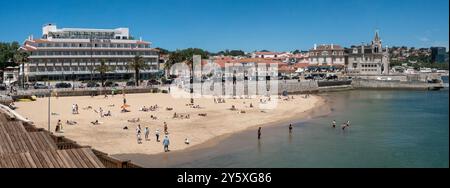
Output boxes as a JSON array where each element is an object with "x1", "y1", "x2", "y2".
[
  {"x1": 21, "y1": 121, "x2": 142, "y2": 168},
  {"x1": 92, "y1": 149, "x2": 141, "y2": 168}
]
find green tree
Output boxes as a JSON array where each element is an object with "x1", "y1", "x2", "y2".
[
  {"x1": 155, "y1": 47, "x2": 171, "y2": 55},
  {"x1": 165, "y1": 48, "x2": 210, "y2": 72},
  {"x1": 0, "y1": 42, "x2": 20, "y2": 69},
  {"x1": 95, "y1": 59, "x2": 113, "y2": 87},
  {"x1": 128, "y1": 55, "x2": 148, "y2": 86}
]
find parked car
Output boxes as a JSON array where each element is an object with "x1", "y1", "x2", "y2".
[
  {"x1": 86, "y1": 81, "x2": 100, "y2": 88},
  {"x1": 162, "y1": 79, "x2": 173, "y2": 85},
  {"x1": 304, "y1": 74, "x2": 314, "y2": 80},
  {"x1": 33, "y1": 83, "x2": 48, "y2": 89},
  {"x1": 147, "y1": 79, "x2": 161, "y2": 86},
  {"x1": 326, "y1": 74, "x2": 338, "y2": 80},
  {"x1": 104, "y1": 81, "x2": 119, "y2": 87},
  {"x1": 126, "y1": 81, "x2": 136, "y2": 86},
  {"x1": 0, "y1": 84, "x2": 7, "y2": 91},
  {"x1": 55, "y1": 82, "x2": 72, "y2": 88}
]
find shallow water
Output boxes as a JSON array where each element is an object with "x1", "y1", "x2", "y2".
[{"x1": 117, "y1": 89, "x2": 449, "y2": 168}]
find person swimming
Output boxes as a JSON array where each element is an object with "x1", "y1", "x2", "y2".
[{"x1": 258, "y1": 127, "x2": 262, "y2": 139}]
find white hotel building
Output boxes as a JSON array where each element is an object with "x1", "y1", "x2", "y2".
[{"x1": 20, "y1": 24, "x2": 160, "y2": 82}]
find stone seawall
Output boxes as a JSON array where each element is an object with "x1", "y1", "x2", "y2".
[
  {"x1": 352, "y1": 79, "x2": 444, "y2": 90},
  {"x1": 10, "y1": 87, "x2": 164, "y2": 100}
]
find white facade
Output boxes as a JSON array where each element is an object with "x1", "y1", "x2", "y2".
[
  {"x1": 21, "y1": 24, "x2": 160, "y2": 81},
  {"x1": 309, "y1": 44, "x2": 345, "y2": 65}
]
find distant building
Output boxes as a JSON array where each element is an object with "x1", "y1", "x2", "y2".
[
  {"x1": 308, "y1": 44, "x2": 345, "y2": 66},
  {"x1": 430, "y1": 47, "x2": 447, "y2": 63},
  {"x1": 20, "y1": 24, "x2": 160, "y2": 82},
  {"x1": 251, "y1": 51, "x2": 290, "y2": 59},
  {"x1": 345, "y1": 31, "x2": 390, "y2": 75}
]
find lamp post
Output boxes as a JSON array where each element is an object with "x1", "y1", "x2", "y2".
[
  {"x1": 190, "y1": 60, "x2": 194, "y2": 104},
  {"x1": 48, "y1": 86, "x2": 51, "y2": 132},
  {"x1": 72, "y1": 72, "x2": 75, "y2": 90}
]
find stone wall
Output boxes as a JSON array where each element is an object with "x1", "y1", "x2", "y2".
[{"x1": 352, "y1": 79, "x2": 444, "y2": 90}]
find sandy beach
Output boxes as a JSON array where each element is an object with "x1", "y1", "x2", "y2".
[{"x1": 15, "y1": 92, "x2": 323, "y2": 155}]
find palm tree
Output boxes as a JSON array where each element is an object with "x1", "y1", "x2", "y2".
[
  {"x1": 13, "y1": 50, "x2": 29, "y2": 88},
  {"x1": 128, "y1": 55, "x2": 148, "y2": 86},
  {"x1": 95, "y1": 59, "x2": 113, "y2": 87}
]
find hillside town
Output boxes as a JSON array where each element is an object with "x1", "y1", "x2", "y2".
[{"x1": 0, "y1": 25, "x2": 448, "y2": 91}]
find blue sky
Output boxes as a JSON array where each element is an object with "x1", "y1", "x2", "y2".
[{"x1": 0, "y1": 0, "x2": 448, "y2": 52}]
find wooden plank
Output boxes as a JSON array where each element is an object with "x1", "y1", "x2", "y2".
[
  {"x1": 43, "y1": 150, "x2": 60, "y2": 168},
  {"x1": 17, "y1": 153, "x2": 31, "y2": 168},
  {"x1": 39, "y1": 151, "x2": 55, "y2": 168},
  {"x1": 65, "y1": 149, "x2": 82, "y2": 168},
  {"x1": 30, "y1": 133, "x2": 45, "y2": 151},
  {"x1": 67, "y1": 149, "x2": 88, "y2": 168},
  {"x1": 9, "y1": 154, "x2": 20, "y2": 168},
  {"x1": 0, "y1": 155, "x2": 8, "y2": 167},
  {"x1": 41, "y1": 132, "x2": 58, "y2": 150},
  {"x1": 81, "y1": 148, "x2": 104, "y2": 168},
  {"x1": 6, "y1": 133, "x2": 17, "y2": 154},
  {"x1": 17, "y1": 134, "x2": 29, "y2": 153},
  {"x1": 28, "y1": 151, "x2": 44, "y2": 168},
  {"x1": 24, "y1": 134, "x2": 39, "y2": 152},
  {"x1": 58, "y1": 150, "x2": 77, "y2": 168},
  {"x1": 23, "y1": 152, "x2": 37, "y2": 168},
  {"x1": 73, "y1": 149, "x2": 91, "y2": 168},
  {"x1": 54, "y1": 150, "x2": 70, "y2": 168},
  {"x1": 48, "y1": 150, "x2": 65, "y2": 168},
  {"x1": 76, "y1": 149, "x2": 95, "y2": 168}
]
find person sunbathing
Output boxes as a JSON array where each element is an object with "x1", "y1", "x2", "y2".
[
  {"x1": 91, "y1": 120, "x2": 100, "y2": 125},
  {"x1": 128, "y1": 118, "x2": 140, "y2": 123},
  {"x1": 121, "y1": 108, "x2": 130, "y2": 113},
  {"x1": 66, "y1": 120, "x2": 78, "y2": 125},
  {"x1": 104, "y1": 111, "x2": 112, "y2": 117},
  {"x1": 230, "y1": 105, "x2": 237, "y2": 111},
  {"x1": 140, "y1": 106, "x2": 148, "y2": 112}
]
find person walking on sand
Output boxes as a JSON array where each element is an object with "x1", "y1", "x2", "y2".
[
  {"x1": 289, "y1": 124, "x2": 293, "y2": 133},
  {"x1": 55, "y1": 120, "x2": 63, "y2": 133},
  {"x1": 136, "y1": 124, "x2": 142, "y2": 144},
  {"x1": 144, "y1": 127, "x2": 150, "y2": 141},
  {"x1": 163, "y1": 135, "x2": 170, "y2": 152},
  {"x1": 155, "y1": 129, "x2": 160, "y2": 142},
  {"x1": 72, "y1": 104, "x2": 76, "y2": 114},
  {"x1": 99, "y1": 107, "x2": 104, "y2": 118},
  {"x1": 258, "y1": 127, "x2": 262, "y2": 140},
  {"x1": 164, "y1": 122, "x2": 168, "y2": 134},
  {"x1": 332, "y1": 120, "x2": 336, "y2": 128}
]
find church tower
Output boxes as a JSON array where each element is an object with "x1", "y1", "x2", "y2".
[{"x1": 372, "y1": 30, "x2": 382, "y2": 53}]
